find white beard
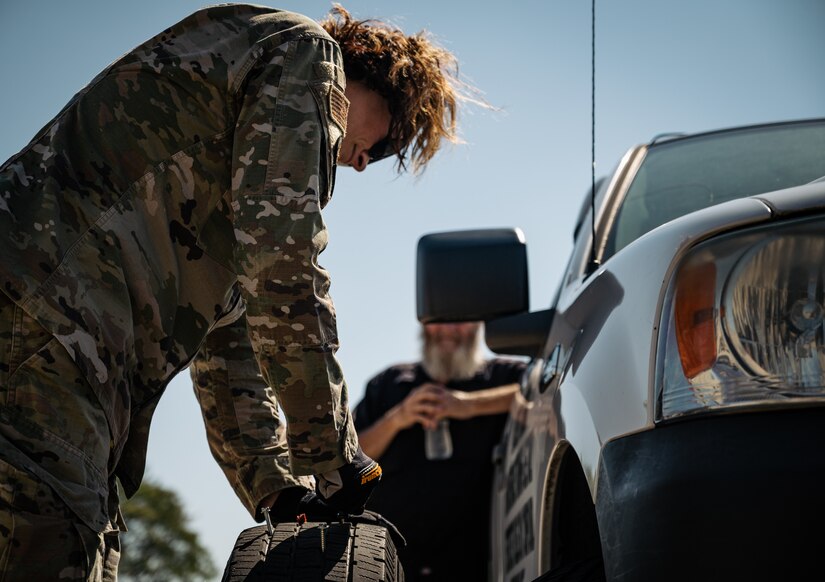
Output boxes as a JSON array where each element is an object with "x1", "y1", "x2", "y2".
[{"x1": 421, "y1": 326, "x2": 485, "y2": 383}]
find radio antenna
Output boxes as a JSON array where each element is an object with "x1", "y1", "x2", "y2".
[{"x1": 588, "y1": 0, "x2": 599, "y2": 272}]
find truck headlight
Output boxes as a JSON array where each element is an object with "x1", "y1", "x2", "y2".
[{"x1": 657, "y1": 216, "x2": 825, "y2": 421}]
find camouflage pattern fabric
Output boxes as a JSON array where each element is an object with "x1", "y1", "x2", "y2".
[
  {"x1": 190, "y1": 305, "x2": 315, "y2": 512},
  {"x1": 0, "y1": 451, "x2": 120, "y2": 581},
  {"x1": 0, "y1": 3, "x2": 358, "y2": 536}
]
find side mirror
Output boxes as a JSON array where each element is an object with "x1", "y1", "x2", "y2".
[
  {"x1": 486, "y1": 309, "x2": 554, "y2": 358},
  {"x1": 416, "y1": 228, "x2": 529, "y2": 323}
]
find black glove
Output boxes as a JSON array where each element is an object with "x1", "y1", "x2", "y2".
[
  {"x1": 265, "y1": 487, "x2": 406, "y2": 548},
  {"x1": 265, "y1": 486, "x2": 337, "y2": 522},
  {"x1": 315, "y1": 446, "x2": 382, "y2": 515}
]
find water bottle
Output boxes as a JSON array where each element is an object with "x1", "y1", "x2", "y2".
[{"x1": 425, "y1": 419, "x2": 453, "y2": 460}]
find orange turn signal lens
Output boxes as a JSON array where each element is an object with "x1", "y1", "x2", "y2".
[{"x1": 674, "y1": 261, "x2": 717, "y2": 378}]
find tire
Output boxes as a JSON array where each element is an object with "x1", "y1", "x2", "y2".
[{"x1": 222, "y1": 521, "x2": 405, "y2": 582}]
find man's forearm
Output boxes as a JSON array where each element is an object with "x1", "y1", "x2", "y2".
[{"x1": 455, "y1": 383, "x2": 520, "y2": 418}]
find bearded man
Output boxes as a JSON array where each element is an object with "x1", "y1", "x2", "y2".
[{"x1": 354, "y1": 322, "x2": 527, "y2": 581}]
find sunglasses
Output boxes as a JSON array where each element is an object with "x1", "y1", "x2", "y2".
[{"x1": 367, "y1": 137, "x2": 397, "y2": 165}]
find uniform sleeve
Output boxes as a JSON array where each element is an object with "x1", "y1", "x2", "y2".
[
  {"x1": 229, "y1": 36, "x2": 358, "y2": 476},
  {"x1": 189, "y1": 312, "x2": 313, "y2": 517}
]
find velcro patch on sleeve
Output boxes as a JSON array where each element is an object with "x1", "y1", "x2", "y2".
[
  {"x1": 313, "y1": 61, "x2": 345, "y2": 86},
  {"x1": 328, "y1": 85, "x2": 349, "y2": 134}
]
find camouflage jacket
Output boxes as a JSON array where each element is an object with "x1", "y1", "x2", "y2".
[{"x1": 0, "y1": 4, "x2": 358, "y2": 527}]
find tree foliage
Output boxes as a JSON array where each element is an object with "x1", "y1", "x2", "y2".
[{"x1": 119, "y1": 477, "x2": 218, "y2": 581}]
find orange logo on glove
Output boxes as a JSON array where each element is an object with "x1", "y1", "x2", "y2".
[{"x1": 360, "y1": 463, "x2": 382, "y2": 485}]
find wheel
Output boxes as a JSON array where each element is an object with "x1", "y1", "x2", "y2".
[{"x1": 222, "y1": 521, "x2": 404, "y2": 581}]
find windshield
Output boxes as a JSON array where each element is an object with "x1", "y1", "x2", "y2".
[{"x1": 604, "y1": 119, "x2": 825, "y2": 259}]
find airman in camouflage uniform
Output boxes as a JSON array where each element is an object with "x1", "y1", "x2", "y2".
[
  {"x1": 0, "y1": 5, "x2": 371, "y2": 579},
  {"x1": 1, "y1": 2, "x2": 468, "y2": 578}
]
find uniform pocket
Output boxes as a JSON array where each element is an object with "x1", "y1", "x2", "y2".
[
  {"x1": 5, "y1": 337, "x2": 110, "y2": 483},
  {"x1": 0, "y1": 304, "x2": 110, "y2": 503},
  {"x1": 0, "y1": 457, "x2": 97, "y2": 580},
  {"x1": 0, "y1": 295, "x2": 53, "y2": 400}
]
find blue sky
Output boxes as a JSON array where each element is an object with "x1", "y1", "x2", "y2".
[{"x1": 2, "y1": 0, "x2": 823, "y2": 576}]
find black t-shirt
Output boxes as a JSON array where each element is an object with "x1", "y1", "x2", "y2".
[{"x1": 353, "y1": 359, "x2": 527, "y2": 582}]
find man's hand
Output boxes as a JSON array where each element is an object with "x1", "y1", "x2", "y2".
[
  {"x1": 396, "y1": 382, "x2": 474, "y2": 424},
  {"x1": 388, "y1": 383, "x2": 446, "y2": 430},
  {"x1": 428, "y1": 384, "x2": 475, "y2": 421},
  {"x1": 386, "y1": 383, "x2": 479, "y2": 429},
  {"x1": 315, "y1": 446, "x2": 382, "y2": 515}
]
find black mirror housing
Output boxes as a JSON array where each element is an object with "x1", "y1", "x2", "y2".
[
  {"x1": 416, "y1": 228, "x2": 529, "y2": 323},
  {"x1": 486, "y1": 308, "x2": 554, "y2": 358}
]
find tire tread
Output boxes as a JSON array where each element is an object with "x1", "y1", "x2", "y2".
[{"x1": 222, "y1": 520, "x2": 404, "y2": 581}]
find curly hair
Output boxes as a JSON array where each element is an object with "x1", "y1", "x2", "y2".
[{"x1": 320, "y1": 5, "x2": 470, "y2": 174}]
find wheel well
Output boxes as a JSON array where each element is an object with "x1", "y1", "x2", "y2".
[{"x1": 545, "y1": 446, "x2": 603, "y2": 570}]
